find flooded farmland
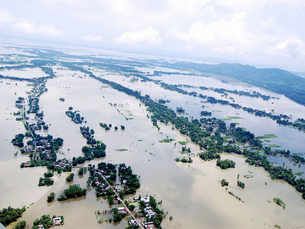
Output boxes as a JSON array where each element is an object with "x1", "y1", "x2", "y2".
[{"x1": 0, "y1": 47, "x2": 305, "y2": 229}]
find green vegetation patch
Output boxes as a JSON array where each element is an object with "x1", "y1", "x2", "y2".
[
  {"x1": 257, "y1": 134, "x2": 277, "y2": 139},
  {"x1": 0, "y1": 207, "x2": 26, "y2": 226},
  {"x1": 176, "y1": 157, "x2": 193, "y2": 163},
  {"x1": 200, "y1": 151, "x2": 220, "y2": 161},
  {"x1": 32, "y1": 215, "x2": 64, "y2": 229},
  {"x1": 268, "y1": 144, "x2": 281, "y2": 148},
  {"x1": 295, "y1": 172, "x2": 304, "y2": 176},
  {"x1": 57, "y1": 184, "x2": 86, "y2": 201},
  {"x1": 221, "y1": 179, "x2": 229, "y2": 187},
  {"x1": 178, "y1": 141, "x2": 188, "y2": 145},
  {"x1": 116, "y1": 148, "x2": 128, "y2": 152},
  {"x1": 237, "y1": 180, "x2": 245, "y2": 189},
  {"x1": 66, "y1": 173, "x2": 74, "y2": 182},
  {"x1": 47, "y1": 192, "x2": 55, "y2": 203},
  {"x1": 159, "y1": 138, "x2": 175, "y2": 143},
  {"x1": 222, "y1": 116, "x2": 242, "y2": 121},
  {"x1": 39, "y1": 177, "x2": 54, "y2": 186},
  {"x1": 216, "y1": 159, "x2": 236, "y2": 169},
  {"x1": 273, "y1": 197, "x2": 286, "y2": 209},
  {"x1": 13, "y1": 220, "x2": 26, "y2": 229}
]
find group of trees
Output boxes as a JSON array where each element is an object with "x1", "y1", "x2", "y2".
[
  {"x1": 176, "y1": 157, "x2": 193, "y2": 163},
  {"x1": 99, "y1": 122, "x2": 126, "y2": 131},
  {"x1": 237, "y1": 180, "x2": 245, "y2": 189},
  {"x1": 0, "y1": 207, "x2": 25, "y2": 226},
  {"x1": 221, "y1": 179, "x2": 229, "y2": 187},
  {"x1": 216, "y1": 159, "x2": 236, "y2": 169},
  {"x1": 32, "y1": 215, "x2": 64, "y2": 229},
  {"x1": 11, "y1": 134, "x2": 25, "y2": 148},
  {"x1": 199, "y1": 86, "x2": 272, "y2": 101},
  {"x1": 111, "y1": 208, "x2": 126, "y2": 223},
  {"x1": 13, "y1": 220, "x2": 26, "y2": 229},
  {"x1": 57, "y1": 184, "x2": 86, "y2": 201},
  {"x1": 65, "y1": 109, "x2": 84, "y2": 124},
  {"x1": 199, "y1": 151, "x2": 220, "y2": 161},
  {"x1": 38, "y1": 177, "x2": 54, "y2": 186},
  {"x1": 66, "y1": 173, "x2": 74, "y2": 182},
  {"x1": 47, "y1": 192, "x2": 55, "y2": 203},
  {"x1": 119, "y1": 163, "x2": 141, "y2": 195}
]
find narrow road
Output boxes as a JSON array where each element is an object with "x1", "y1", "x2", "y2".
[{"x1": 100, "y1": 173, "x2": 145, "y2": 229}]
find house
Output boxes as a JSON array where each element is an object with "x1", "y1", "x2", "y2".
[
  {"x1": 53, "y1": 217, "x2": 62, "y2": 226},
  {"x1": 128, "y1": 219, "x2": 138, "y2": 226},
  {"x1": 141, "y1": 196, "x2": 150, "y2": 204},
  {"x1": 22, "y1": 161, "x2": 32, "y2": 167},
  {"x1": 117, "y1": 207, "x2": 126, "y2": 214}
]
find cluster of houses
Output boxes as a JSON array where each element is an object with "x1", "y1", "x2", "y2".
[
  {"x1": 126, "y1": 195, "x2": 160, "y2": 229},
  {"x1": 53, "y1": 159, "x2": 72, "y2": 172},
  {"x1": 88, "y1": 164, "x2": 116, "y2": 197},
  {"x1": 35, "y1": 216, "x2": 63, "y2": 229},
  {"x1": 15, "y1": 81, "x2": 66, "y2": 170},
  {"x1": 15, "y1": 96, "x2": 25, "y2": 109}
]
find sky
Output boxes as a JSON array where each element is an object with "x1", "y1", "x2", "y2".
[{"x1": 1, "y1": 0, "x2": 305, "y2": 71}]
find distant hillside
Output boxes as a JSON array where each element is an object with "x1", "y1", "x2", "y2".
[{"x1": 170, "y1": 62, "x2": 305, "y2": 106}]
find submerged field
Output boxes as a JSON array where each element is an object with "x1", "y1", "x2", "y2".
[{"x1": 0, "y1": 46, "x2": 305, "y2": 229}]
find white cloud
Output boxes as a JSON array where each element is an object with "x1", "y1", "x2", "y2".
[
  {"x1": 274, "y1": 38, "x2": 305, "y2": 58},
  {"x1": 177, "y1": 13, "x2": 248, "y2": 45},
  {"x1": 0, "y1": 10, "x2": 61, "y2": 37},
  {"x1": 13, "y1": 21, "x2": 61, "y2": 37},
  {"x1": 117, "y1": 27, "x2": 161, "y2": 44},
  {"x1": 1, "y1": 0, "x2": 305, "y2": 70},
  {"x1": 82, "y1": 34, "x2": 103, "y2": 42},
  {"x1": 0, "y1": 10, "x2": 15, "y2": 24}
]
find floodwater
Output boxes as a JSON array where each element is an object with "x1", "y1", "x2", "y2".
[
  {"x1": 2, "y1": 70, "x2": 304, "y2": 229},
  {"x1": 0, "y1": 80, "x2": 50, "y2": 210},
  {"x1": 0, "y1": 68, "x2": 47, "y2": 79},
  {"x1": 91, "y1": 68, "x2": 305, "y2": 156},
  {"x1": 0, "y1": 80, "x2": 29, "y2": 161}
]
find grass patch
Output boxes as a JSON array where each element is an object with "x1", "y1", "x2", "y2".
[
  {"x1": 258, "y1": 134, "x2": 277, "y2": 139},
  {"x1": 178, "y1": 141, "x2": 188, "y2": 145},
  {"x1": 222, "y1": 116, "x2": 242, "y2": 121},
  {"x1": 268, "y1": 144, "x2": 281, "y2": 148},
  {"x1": 273, "y1": 197, "x2": 286, "y2": 209},
  {"x1": 159, "y1": 138, "x2": 174, "y2": 143},
  {"x1": 222, "y1": 136, "x2": 231, "y2": 142},
  {"x1": 116, "y1": 148, "x2": 128, "y2": 152},
  {"x1": 295, "y1": 172, "x2": 304, "y2": 176}
]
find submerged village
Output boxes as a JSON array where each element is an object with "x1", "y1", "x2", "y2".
[
  {"x1": 1, "y1": 47, "x2": 305, "y2": 229},
  {"x1": 4, "y1": 77, "x2": 166, "y2": 229}
]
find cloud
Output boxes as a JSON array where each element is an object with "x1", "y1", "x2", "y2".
[
  {"x1": 0, "y1": 10, "x2": 15, "y2": 24},
  {"x1": 117, "y1": 27, "x2": 161, "y2": 44},
  {"x1": 13, "y1": 21, "x2": 61, "y2": 37},
  {"x1": 82, "y1": 34, "x2": 103, "y2": 42},
  {"x1": 0, "y1": 10, "x2": 61, "y2": 37},
  {"x1": 274, "y1": 38, "x2": 305, "y2": 58},
  {"x1": 176, "y1": 12, "x2": 248, "y2": 46},
  {"x1": 1, "y1": 0, "x2": 305, "y2": 70}
]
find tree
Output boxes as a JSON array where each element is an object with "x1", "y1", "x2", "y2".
[
  {"x1": 221, "y1": 179, "x2": 229, "y2": 187},
  {"x1": 47, "y1": 192, "x2": 55, "y2": 202},
  {"x1": 13, "y1": 220, "x2": 26, "y2": 229}
]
